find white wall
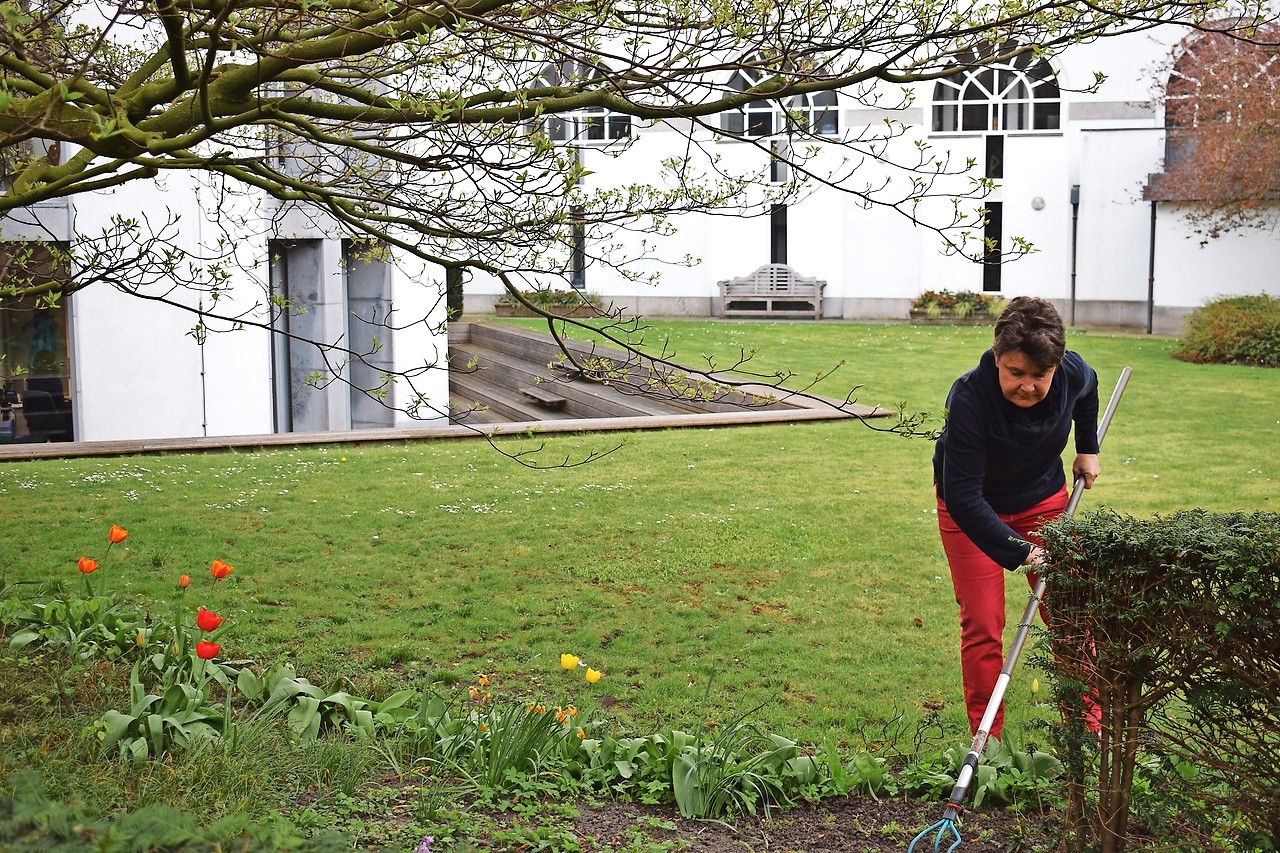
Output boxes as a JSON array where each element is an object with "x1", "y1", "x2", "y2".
[
  {"x1": 68, "y1": 170, "x2": 277, "y2": 441},
  {"x1": 389, "y1": 252, "x2": 451, "y2": 426},
  {"x1": 461, "y1": 22, "x2": 1277, "y2": 330},
  {"x1": 1154, "y1": 207, "x2": 1280, "y2": 310}
]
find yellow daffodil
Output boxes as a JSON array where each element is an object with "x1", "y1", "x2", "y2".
[
  {"x1": 567, "y1": 704, "x2": 578, "y2": 717},
  {"x1": 560, "y1": 653, "x2": 580, "y2": 670},
  {"x1": 585, "y1": 668, "x2": 602, "y2": 684},
  {"x1": 576, "y1": 727, "x2": 585, "y2": 739},
  {"x1": 556, "y1": 708, "x2": 568, "y2": 723}
]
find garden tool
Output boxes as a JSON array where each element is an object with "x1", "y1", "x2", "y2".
[{"x1": 908, "y1": 365, "x2": 1132, "y2": 853}]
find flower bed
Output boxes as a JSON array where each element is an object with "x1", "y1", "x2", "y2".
[
  {"x1": 494, "y1": 289, "x2": 602, "y2": 318},
  {"x1": 909, "y1": 290, "x2": 1004, "y2": 325}
]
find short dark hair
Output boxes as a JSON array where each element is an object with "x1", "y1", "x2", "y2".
[{"x1": 993, "y1": 296, "x2": 1065, "y2": 369}]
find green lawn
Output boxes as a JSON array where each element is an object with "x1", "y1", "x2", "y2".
[{"x1": 1, "y1": 320, "x2": 1274, "y2": 777}]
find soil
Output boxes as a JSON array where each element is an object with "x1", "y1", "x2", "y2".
[{"x1": 568, "y1": 797, "x2": 1051, "y2": 852}]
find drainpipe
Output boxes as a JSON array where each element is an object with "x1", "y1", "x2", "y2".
[
  {"x1": 1147, "y1": 201, "x2": 1157, "y2": 335},
  {"x1": 198, "y1": 299, "x2": 208, "y2": 437},
  {"x1": 1069, "y1": 185, "x2": 1080, "y2": 327}
]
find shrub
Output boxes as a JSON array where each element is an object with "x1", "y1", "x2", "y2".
[
  {"x1": 910, "y1": 290, "x2": 1006, "y2": 319},
  {"x1": 1039, "y1": 509, "x2": 1280, "y2": 852},
  {"x1": 1172, "y1": 293, "x2": 1280, "y2": 367},
  {"x1": 495, "y1": 289, "x2": 599, "y2": 310}
]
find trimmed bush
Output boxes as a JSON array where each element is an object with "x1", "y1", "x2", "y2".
[
  {"x1": 1039, "y1": 509, "x2": 1280, "y2": 852},
  {"x1": 1173, "y1": 294, "x2": 1280, "y2": 366}
]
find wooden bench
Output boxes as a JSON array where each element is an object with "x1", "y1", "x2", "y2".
[
  {"x1": 717, "y1": 264, "x2": 826, "y2": 320},
  {"x1": 520, "y1": 384, "x2": 567, "y2": 410}
]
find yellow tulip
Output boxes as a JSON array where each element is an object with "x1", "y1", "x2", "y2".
[
  {"x1": 1031, "y1": 678, "x2": 1040, "y2": 697},
  {"x1": 560, "y1": 653, "x2": 580, "y2": 670},
  {"x1": 585, "y1": 668, "x2": 602, "y2": 684}
]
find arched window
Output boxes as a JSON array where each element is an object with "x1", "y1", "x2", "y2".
[
  {"x1": 539, "y1": 61, "x2": 632, "y2": 144},
  {"x1": 1165, "y1": 28, "x2": 1280, "y2": 129},
  {"x1": 931, "y1": 46, "x2": 1061, "y2": 133},
  {"x1": 721, "y1": 69, "x2": 840, "y2": 137},
  {"x1": 1147, "y1": 24, "x2": 1280, "y2": 201}
]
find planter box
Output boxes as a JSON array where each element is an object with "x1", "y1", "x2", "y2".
[
  {"x1": 908, "y1": 309, "x2": 995, "y2": 326},
  {"x1": 494, "y1": 303, "x2": 601, "y2": 319}
]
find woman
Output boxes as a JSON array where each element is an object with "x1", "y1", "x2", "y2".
[{"x1": 932, "y1": 296, "x2": 1100, "y2": 739}]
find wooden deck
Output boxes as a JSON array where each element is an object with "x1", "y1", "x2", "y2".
[{"x1": 0, "y1": 322, "x2": 886, "y2": 461}]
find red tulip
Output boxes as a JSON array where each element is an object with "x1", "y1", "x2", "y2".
[
  {"x1": 195, "y1": 641, "x2": 220, "y2": 660},
  {"x1": 178, "y1": 574, "x2": 190, "y2": 589},
  {"x1": 77, "y1": 557, "x2": 99, "y2": 574},
  {"x1": 210, "y1": 560, "x2": 233, "y2": 580},
  {"x1": 196, "y1": 607, "x2": 224, "y2": 632},
  {"x1": 108, "y1": 525, "x2": 128, "y2": 544}
]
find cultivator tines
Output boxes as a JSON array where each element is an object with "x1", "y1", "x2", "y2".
[{"x1": 907, "y1": 805, "x2": 962, "y2": 852}]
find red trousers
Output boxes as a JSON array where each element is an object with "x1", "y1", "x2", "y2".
[{"x1": 936, "y1": 488, "x2": 1068, "y2": 739}]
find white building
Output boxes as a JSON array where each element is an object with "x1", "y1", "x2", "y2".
[
  {"x1": 1, "y1": 168, "x2": 450, "y2": 444},
  {"x1": 465, "y1": 24, "x2": 1280, "y2": 336},
  {"x1": 2, "y1": 19, "x2": 1275, "y2": 446}
]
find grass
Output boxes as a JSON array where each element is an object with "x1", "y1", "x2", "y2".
[{"x1": 1, "y1": 319, "x2": 1276, "y2": 837}]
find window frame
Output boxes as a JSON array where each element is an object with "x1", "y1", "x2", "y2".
[
  {"x1": 930, "y1": 48, "x2": 1062, "y2": 135},
  {"x1": 538, "y1": 61, "x2": 634, "y2": 146},
  {"x1": 721, "y1": 70, "x2": 841, "y2": 138}
]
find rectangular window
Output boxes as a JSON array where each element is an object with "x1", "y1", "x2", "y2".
[
  {"x1": 1033, "y1": 101, "x2": 1061, "y2": 130},
  {"x1": 1002, "y1": 100, "x2": 1031, "y2": 131},
  {"x1": 582, "y1": 115, "x2": 605, "y2": 141},
  {"x1": 770, "y1": 204, "x2": 787, "y2": 265},
  {"x1": 985, "y1": 134, "x2": 1004, "y2": 179},
  {"x1": 546, "y1": 116, "x2": 569, "y2": 141},
  {"x1": 747, "y1": 104, "x2": 773, "y2": 137},
  {"x1": 932, "y1": 103, "x2": 958, "y2": 132},
  {"x1": 0, "y1": 241, "x2": 75, "y2": 443},
  {"x1": 607, "y1": 116, "x2": 631, "y2": 139},
  {"x1": 962, "y1": 103, "x2": 989, "y2": 132},
  {"x1": 344, "y1": 240, "x2": 396, "y2": 430},
  {"x1": 570, "y1": 205, "x2": 586, "y2": 290},
  {"x1": 982, "y1": 202, "x2": 1003, "y2": 293}
]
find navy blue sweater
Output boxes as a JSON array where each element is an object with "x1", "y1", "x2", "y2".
[{"x1": 933, "y1": 349, "x2": 1100, "y2": 570}]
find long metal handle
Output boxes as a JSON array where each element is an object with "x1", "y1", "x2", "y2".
[{"x1": 940, "y1": 366, "x2": 1132, "y2": 819}]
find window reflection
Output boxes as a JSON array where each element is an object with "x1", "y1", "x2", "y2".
[{"x1": 1, "y1": 242, "x2": 74, "y2": 443}]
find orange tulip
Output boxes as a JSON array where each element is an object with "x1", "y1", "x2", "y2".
[
  {"x1": 210, "y1": 560, "x2": 233, "y2": 580},
  {"x1": 196, "y1": 607, "x2": 224, "y2": 632},
  {"x1": 108, "y1": 525, "x2": 128, "y2": 544},
  {"x1": 178, "y1": 574, "x2": 190, "y2": 589},
  {"x1": 77, "y1": 557, "x2": 99, "y2": 574},
  {"x1": 195, "y1": 641, "x2": 220, "y2": 660}
]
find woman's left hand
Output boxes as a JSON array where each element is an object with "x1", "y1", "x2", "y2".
[{"x1": 1073, "y1": 453, "x2": 1100, "y2": 489}]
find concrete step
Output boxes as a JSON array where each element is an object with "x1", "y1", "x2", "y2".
[{"x1": 450, "y1": 371, "x2": 578, "y2": 423}]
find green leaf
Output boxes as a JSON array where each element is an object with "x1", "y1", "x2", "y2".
[
  {"x1": 99, "y1": 709, "x2": 137, "y2": 748},
  {"x1": 288, "y1": 695, "x2": 322, "y2": 740},
  {"x1": 8, "y1": 628, "x2": 38, "y2": 647},
  {"x1": 237, "y1": 668, "x2": 265, "y2": 702}
]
